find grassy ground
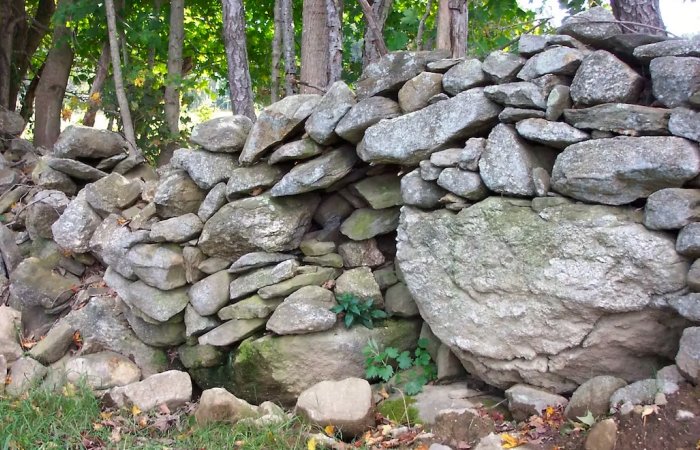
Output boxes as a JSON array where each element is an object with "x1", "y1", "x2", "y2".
[{"x1": 0, "y1": 383, "x2": 310, "y2": 450}]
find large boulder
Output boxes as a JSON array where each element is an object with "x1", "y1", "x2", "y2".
[
  {"x1": 355, "y1": 51, "x2": 448, "y2": 99},
  {"x1": 53, "y1": 125, "x2": 128, "y2": 159},
  {"x1": 190, "y1": 116, "x2": 252, "y2": 153},
  {"x1": 198, "y1": 193, "x2": 319, "y2": 259},
  {"x1": 270, "y1": 147, "x2": 357, "y2": 196},
  {"x1": 569, "y1": 50, "x2": 643, "y2": 106},
  {"x1": 170, "y1": 148, "x2": 239, "y2": 190},
  {"x1": 231, "y1": 319, "x2": 422, "y2": 405},
  {"x1": 305, "y1": 81, "x2": 356, "y2": 145},
  {"x1": 551, "y1": 136, "x2": 700, "y2": 205},
  {"x1": 358, "y1": 88, "x2": 501, "y2": 165},
  {"x1": 397, "y1": 198, "x2": 689, "y2": 392}
]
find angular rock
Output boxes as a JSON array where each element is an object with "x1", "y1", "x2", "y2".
[
  {"x1": 430, "y1": 148, "x2": 462, "y2": 168},
  {"x1": 179, "y1": 344, "x2": 224, "y2": 369},
  {"x1": 335, "y1": 267, "x2": 383, "y2": 309},
  {"x1": 122, "y1": 304, "x2": 186, "y2": 347},
  {"x1": 268, "y1": 138, "x2": 323, "y2": 164},
  {"x1": 677, "y1": 223, "x2": 700, "y2": 257},
  {"x1": 7, "y1": 357, "x2": 48, "y2": 396},
  {"x1": 516, "y1": 118, "x2": 589, "y2": 149},
  {"x1": 31, "y1": 160, "x2": 77, "y2": 194},
  {"x1": 397, "y1": 199, "x2": 690, "y2": 391},
  {"x1": 498, "y1": 107, "x2": 546, "y2": 123},
  {"x1": 303, "y1": 253, "x2": 344, "y2": 268},
  {"x1": 483, "y1": 82, "x2": 547, "y2": 109},
  {"x1": 154, "y1": 170, "x2": 206, "y2": 218},
  {"x1": 385, "y1": 283, "x2": 419, "y2": 318},
  {"x1": 305, "y1": 81, "x2": 356, "y2": 145},
  {"x1": 634, "y1": 38, "x2": 700, "y2": 60},
  {"x1": 51, "y1": 191, "x2": 102, "y2": 253},
  {"x1": 84, "y1": 172, "x2": 142, "y2": 217},
  {"x1": 197, "y1": 182, "x2": 227, "y2": 222},
  {"x1": 644, "y1": 188, "x2": 700, "y2": 230},
  {"x1": 195, "y1": 387, "x2": 261, "y2": 424},
  {"x1": 557, "y1": 7, "x2": 622, "y2": 46},
  {"x1": 257, "y1": 267, "x2": 340, "y2": 299},
  {"x1": 184, "y1": 304, "x2": 220, "y2": 337},
  {"x1": 401, "y1": 169, "x2": 447, "y2": 209},
  {"x1": 126, "y1": 244, "x2": 186, "y2": 290},
  {"x1": 506, "y1": 384, "x2": 568, "y2": 421},
  {"x1": 64, "y1": 351, "x2": 141, "y2": 390},
  {"x1": 26, "y1": 190, "x2": 70, "y2": 240},
  {"x1": 483, "y1": 50, "x2": 526, "y2": 83},
  {"x1": 585, "y1": 418, "x2": 617, "y2": 450},
  {"x1": 352, "y1": 174, "x2": 402, "y2": 209},
  {"x1": 29, "y1": 321, "x2": 76, "y2": 365},
  {"x1": 551, "y1": 136, "x2": 700, "y2": 205},
  {"x1": 231, "y1": 319, "x2": 421, "y2": 405},
  {"x1": 0, "y1": 306, "x2": 21, "y2": 363},
  {"x1": 218, "y1": 295, "x2": 283, "y2": 320},
  {"x1": 270, "y1": 147, "x2": 357, "y2": 196},
  {"x1": 106, "y1": 270, "x2": 189, "y2": 323},
  {"x1": 190, "y1": 115, "x2": 252, "y2": 153},
  {"x1": 517, "y1": 47, "x2": 584, "y2": 81},
  {"x1": 239, "y1": 94, "x2": 321, "y2": 165},
  {"x1": 300, "y1": 239, "x2": 336, "y2": 256},
  {"x1": 335, "y1": 97, "x2": 402, "y2": 144},
  {"x1": 340, "y1": 207, "x2": 400, "y2": 241},
  {"x1": 670, "y1": 107, "x2": 700, "y2": 142},
  {"x1": 442, "y1": 59, "x2": 489, "y2": 95},
  {"x1": 338, "y1": 239, "x2": 385, "y2": 268},
  {"x1": 676, "y1": 327, "x2": 700, "y2": 384},
  {"x1": 53, "y1": 125, "x2": 128, "y2": 159},
  {"x1": 296, "y1": 378, "x2": 373, "y2": 437},
  {"x1": 266, "y1": 286, "x2": 337, "y2": 335},
  {"x1": 189, "y1": 271, "x2": 233, "y2": 316},
  {"x1": 545, "y1": 85, "x2": 571, "y2": 121},
  {"x1": 609, "y1": 379, "x2": 658, "y2": 409},
  {"x1": 171, "y1": 148, "x2": 239, "y2": 190},
  {"x1": 106, "y1": 370, "x2": 192, "y2": 411},
  {"x1": 229, "y1": 259, "x2": 299, "y2": 300},
  {"x1": 45, "y1": 157, "x2": 107, "y2": 181},
  {"x1": 10, "y1": 258, "x2": 75, "y2": 310},
  {"x1": 398, "y1": 72, "x2": 444, "y2": 113},
  {"x1": 570, "y1": 50, "x2": 643, "y2": 106},
  {"x1": 358, "y1": 89, "x2": 501, "y2": 165},
  {"x1": 198, "y1": 318, "x2": 266, "y2": 346},
  {"x1": 564, "y1": 376, "x2": 627, "y2": 419},
  {"x1": 480, "y1": 124, "x2": 557, "y2": 197},
  {"x1": 688, "y1": 260, "x2": 700, "y2": 292},
  {"x1": 149, "y1": 213, "x2": 203, "y2": 243},
  {"x1": 437, "y1": 169, "x2": 488, "y2": 201},
  {"x1": 650, "y1": 57, "x2": 700, "y2": 108},
  {"x1": 563, "y1": 104, "x2": 671, "y2": 135},
  {"x1": 0, "y1": 108, "x2": 25, "y2": 136},
  {"x1": 199, "y1": 193, "x2": 319, "y2": 259},
  {"x1": 355, "y1": 51, "x2": 449, "y2": 99},
  {"x1": 228, "y1": 252, "x2": 295, "y2": 274}
]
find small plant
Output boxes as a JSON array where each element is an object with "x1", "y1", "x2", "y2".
[
  {"x1": 362, "y1": 338, "x2": 437, "y2": 395},
  {"x1": 331, "y1": 293, "x2": 387, "y2": 329}
]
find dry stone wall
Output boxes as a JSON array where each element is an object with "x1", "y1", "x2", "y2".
[{"x1": 1, "y1": 6, "x2": 700, "y2": 404}]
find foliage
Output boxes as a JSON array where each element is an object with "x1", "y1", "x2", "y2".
[
  {"x1": 362, "y1": 337, "x2": 437, "y2": 395},
  {"x1": 0, "y1": 381, "x2": 310, "y2": 449},
  {"x1": 331, "y1": 293, "x2": 387, "y2": 329},
  {"x1": 377, "y1": 397, "x2": 421, "y2": 425}
]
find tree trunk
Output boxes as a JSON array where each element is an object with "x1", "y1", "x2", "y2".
[
  {"x1": 222, "y1": 0, "x2": 256, "y2": 120},
  {"x1": 610, "y1": 0, "x2": 666, "y2": 35},
  {"x1": 415, "y1": 0, "x2": 434, "y2": 51},
  {"x1": 325, "y1": 0, "x2": 343, "y2": 85},
  {"x1": 300, "y1": 0, "x2": 328, "y2": 94},
  {"x1": 105, "y1": 0, "x2": 137, "y2": 147},
  {"x1": 0, "y1": 0, "x2": 16, "y2": 109},
  {"x1": 281, "y1": 0, "x2": 296, "y2": 96},
  {"x1": 436, "y1": 0, "x2": 450, "y2": 52},
  {"x1": 19, "y1": 61, "x2": 42, "y2": 124},
  {"x1": 449, "y1": 0, "x2": 467, "y2": 58},
  {"x1": 33, "y1": 0, "x2": 73, "y2": 149},
  {"x1": 361, "y1": 0, "x2": 391, "y2": 67},
  {"x1": 164, "y1": 0, "x2": 184, "y2": 135},
  {"x1": 82, "y1": 43, "x2": 110, "y2": 127},
  {"x1": 9, "y1": 0, "x2": 55, "y2": 110},
  {"x1": 271, "y1": 0, "x2": 283, "y2": 102}
]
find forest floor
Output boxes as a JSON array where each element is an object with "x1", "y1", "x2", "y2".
[{"x1": 1, "y1": 382, "x2": 699, "y2": 449}]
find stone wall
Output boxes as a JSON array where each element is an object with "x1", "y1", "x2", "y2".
[{"x1": 1, "y1": 6, "x2": 699, "y2": 404}]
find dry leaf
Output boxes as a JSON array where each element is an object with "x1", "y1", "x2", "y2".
[
  {"x1": 501, "y1": 433, "x2": 526, "y2": 449},
  {"x1": 159, "y1": 404, "x2": 171, "y2": 415},
  {"x1": 324, "y1": 424, "x2": 335, "y2": 436},
  {"x1": 131, "y1": 405, "x2": 142, "y2": 416},
  {"x1": 307, "y1": 437, "x2": 317, "y2": 450},
  {"x1": 109, "y1": 427, "x2": 121, "y2": 443}
]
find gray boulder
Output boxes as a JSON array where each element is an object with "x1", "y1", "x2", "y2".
[
  {"x1": 9, "y1": 258, "x2": 74, "y2": 310},
  {"x1": 190, "y1": 116, "x2": 252, "y2": 153},
  {"x1": 266, "y1": 286, "x2": 337, "y2": 335},
  {"x1": 225, "y1": 164, "x2": 283, "y2": 199},
  {"x1": 650, "y1": 57, "x2": 700, "y2": 108},
  {"x1": 189, "y1": 271, "x2": 233, "y2": 316},
  {"x1": 442, "y1": 59, "x2": 489, "y2": 95},
  {"x1": 305, "y1": 81, "x2": 356, "y2": 145},
  {"x1": 398, "y1": 72, "x2": 444, "y2": 113},
  {"x1": 127, "y1": 244, "x2": 187, "y2": 290},
  {"x1": 609, "y1": 379, "x2": 658, "y2": 409},
  {"x1": 564, "y1": 376, "x2": 627, "y2": 419},
  {"x1": 229, "y1": 259, "x2": 299, "y2": 300},
  {"x1": 185, "y1": 304, "x2": 220, "y2": 337},
  {"x1": 517, "y1": 47, "x2": 584, "y2": 81},
  {"x1": 195, "y1": 387, "x2": 262, "y2": 424},
  {"x1": 563, "y1": 104, "x2": 670, "y2": 135},
  {"x1": 0, "y1": 306, "x2": 22, "y2": 363},
  {"x1": 53, "y1": 125, "x2": 128, "y2": 159},
  {"x1": 551, "y1": 136, "x2": 700, "y2": 205},
  {"x1": 0, "y1": 108, "x2": 25, "y2": 136},
  {"x1": 498, "y1": 107, "x2": 546, "y2": 123},
  {"x1": 51, "y1": 191, "x2": 102, "y2": 253},
  {"x1": 670, "y1": 107, "x2": 700, "y2": 142},
  {"x1": 483, "y1": 82, "x2": 547, "y2": 109},
  {"x1": 84, "y1": 172, "x2": 142, "y2": 217},
  {"x1": 358, "y1": 89, "x2": 501, "y2": 165},
  {"x1": 515, "y1": 118, "x2": 589, "y2": 149},
  {"x1": 197, "y1": 183, "x2": 227, "y2": 222},
  {"x1": 634, "y1": 38, "x2": 700, "y2": 60},
  {"x1": 569, "y1": 50, "x2": 643, "y2": 106},
  {"x1": 397, "y1": 199, "x2": 689, "y2": 391},
  {"x1": 352, "y1": 174, "x2": 402, "y2": 209},
  {"x1": 545, "y1": 85, "x2": 571, "y2": 121},
  {"x1": 105, "y1": 269, "x2": 188, "y2": 323},
  {"x1": 228, "y1": 251, "x2": 295, "y2": 274},
  {"x1": 401, "y1": 169, "x2": 447, "y2": 209},
  {"x1": 90, "y1": 215, "x2": 150, "y2": 279},
  {"x1": 106, "y1": 370, "x2": 192, "y2": 412},
  {"x1": 154, "y1": 170, "x2": 206, "y2": 218},
  {"x1": 557, "y1": 7, "x2": 622, "y2": 46},
  {"x1": 218, "y1": 295, "x2": 283, "y2": 320},
  {"x1": 270, "y1": 147, "x2": 357, "y2": 196},
  {"x1": 644, "y1": 188, "x2": 700, "y2": 230},
  {"x1": 198, "y1": 318, "x2": 266, "y2": 347},
  {"x1": 335, "y1": 267, "x2": 383, "y2": 309},
  {"x1": 64, "y1": 351, "x2": 141, "y2": 390},
  {"x1": 7, "y1": 357, "x2": 47, "y2": 396},
  {"x1": 45, "y1": 157, "x2": 107, "y2": 181},
  {"x1": 25, "y1": 190, "x2": 70, "y2": 240},
  {"x1": 198, "y1": 193, "x2": 319, "y2": 259},
  {"x1": 676, "y1": 327, "x2": 700, "y2": 384},
  {"x1": 340, "y1": 207, "x2": 400, "y2": 240},
  {"x1": 437, "y1": 169, "x2": 488, "y2": 201},
  {"x1": 171, "y1": 148, "x2": 238, "y2": 190},
  {"x1": 505, "y1": 384, "x2": 568, "y2": 421},
  {"x1": 239, "y1": 94, "x2": 321, "y2": 165},
  {"x1": 335, "y1": 97, "x2": 402, "y2": 144},
  {"x1": 482, "y1": 50, "x2": 526, "y2": 83},
  {"x1": 150, "y1": 213, "x2": 203, "y2": 242},
  {"x1": 31, "y1": 160, "x2": 77, "y2": 195},
  {"x1": 677, "y1": 223, "x2": 700, "y2": 257},
  {"x1": 385, "y1": 283, "x2": 419, "y2": 318},
  {"x1": 338, "y1": 239, "x2": 385, "y2": 268},
  {"x1": 355, "y1": 51, "x2": 449, "y2": 98},
  {"x1": 268, "y1": 138, "x2": 323, "y2": 164},
  {"x1": 420, "y1": 160, "x2": 442, "y2": 180}
]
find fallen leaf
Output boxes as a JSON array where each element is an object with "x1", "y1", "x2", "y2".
[
  {"x1": 642, "y1": 405, "x2": 659, "y2": 420},
  {"x1": 131, "y1": 405, "x2": 142, "y2": 416},
  {"x1": 378, "y1": 386, "x2": 389, "y2": 399},
  {"x1": 576, "y1": 410, "x2": 596, "y2": 427},
  {"x1": 62, "y1": 383, "x2": 76, "y2": 397},
  {"x1": 324, "y1": 424, "x2": 335, "y2": 436},
  {"x1": 109, "y1": 427, "x2": 121, "y2": 443},
  {"x1": 159, "y1": 403, "x2": 171, "y2": 415},
  {"x1": 501, "y1": 433, "x2": 526, "y2": 449},
  {"x1": 307, "y1": 437, "x2": 317, "y2": 450}
]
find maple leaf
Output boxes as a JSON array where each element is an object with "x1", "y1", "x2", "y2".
[{"x1": 61, "y1": 107, "x2": 73, "y2": 121}]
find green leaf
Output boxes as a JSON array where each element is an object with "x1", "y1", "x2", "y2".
[
  {"x1": 366, "y1": 365, "x2": 380, "y2": 380},
  {"x1": 344, "y1": 314, "x2": 355, "y2": 328},
  {"x1": 377, "y1": 366, "x2": 394, "y2": 382},
  {"x1": 385, "y1": 347, "x2": 399, "y2": 359},
  {"x1": 417, "y1": 338, "x2": 430, "y2": 349},
  {"x1": 415, "y1": 352, "x2": 431, "y2": 367},
  {"x1": 576, "y1": 410, "x2": 596, "y2": 427},
  {"x1": 371, "y1": 309, "x2": 388, "y2": 319},
  {"x1": 330, "y1": 305, "x2": 343, "y2": 314},
  {"x1": 349, "y1": 305, "x2": 361, "y2": 316},
  {"x1": 404, "y1": 379, "x2": 424, "y2": 396},
  {"x1": 397, "y1": 352, "x2": 413, "y2": 370}
]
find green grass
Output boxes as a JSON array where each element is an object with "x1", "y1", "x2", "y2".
[{"x1": 0, "y1": 383, "x2": 311, "y2": 450}]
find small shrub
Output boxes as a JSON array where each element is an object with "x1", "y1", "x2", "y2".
[
  {"x1": 331, "y1": 293, "x2": 387, "y2": 329},
  {"x1": 362, "y1": 338, "x2": 437, "y2": 395}
]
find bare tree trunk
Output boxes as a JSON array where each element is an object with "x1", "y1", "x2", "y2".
[
  {"x1": 271, "y1": 0, "x2": 283, "y2": 102},
  {"x1": 164, "y1": 0, "x2": 184, "y2": 135},
  {"x1": 436, "y1": 0, "x2": 450, "y2": 52},
  {"x1": 9, "y1": 0, "x2": 55, "y2": 110},
  {"x1": 34, "y1": 0, "x2": 73, "y2": 149},
  {"x1": 611, "y1": 0, "x2": 666, "y2": 35},
  {"x1": 222, "y1": 0, "x2": 256, "y2": 120},
  {"x1": 281, "y1": 0, "x2": 296, "y2": 96},
  {"x1": 300, "y1": 0, "x2": 328, "y2": 94},
  {"x1": 19, "y1": 61, "x2": 42, "y2": 124},
  {"x1": 360, "y1": 0, "x2": 390, "y2": 67},
  {"x1": 449, "y1": 0, "x2": 467, "y2": 58},
  {"x1": 415, "y1": 0, "x2": 434, "y2": 50},
  {"x1": 0, "y1": 0, "x2": 16, "y2": 109},
  {"x1": 83, "y1": 43, "x2": 110, "y2": 127},
  {"x1": 325, "y1": 0, "x2": 342, "y2": 85},
  {"x1": 105, "y1": 0, "x2": 137, "y2": 147}
]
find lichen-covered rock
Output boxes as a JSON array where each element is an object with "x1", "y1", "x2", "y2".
[
  {"x1": 483, "y1": 82, "x2": 547, "y2": 109},
  {"x1": 198, "y1": 318, "x2": 266, "y2": 347},
  {"x1": 53, "y1": 125, "x2": 128, "y2": 159},
  {"x1": 483, "y1": 50, "x2": 526, "y2": 83},
  {"x1": 6, "y1": 357, "x2": 47, "y2": 396},
  {"x1": 184, "y1": 304, "x2": 220, "y2": 337},
  {"x1": 45, "y1": 157, "x2": 107, "y2": 181},
  {"x1": 190, "y1": 116, "x2": 252, "y2": 153},
  {"x1": 31, "y1": 160, "x2": 77, "y2": 195},
  {"x1": 634, "y1": 38, "x2": 700, "y2": 60},
  {"x1": 225, "y1": 164, "x2": 284, "y2": 199},
  {"x1": 64, "y1": 351, "x2": 141, "y2": 390},
  {"x1": 127, "y1": 244, "x2": 187, "y2": 290},
  {"x1": 352, "y1": 174, "x2": 402, "y2": 209},
  {"x1": 198, "y1": 193, "x2": 319, "y2": 259},
  {"x1": 90, "y1": 215, "x2": 150, "y2": 279},
  {"x1": 569, "y1": 50, "x2": 643, "y2": 106},
  {"x1": 106, "y1": 370, "x2": 192, "y2": 411},
  {"x1": 506, "y1": 384, "x2": 568, "y2": 421},
  {"x1": 270, "y1": 147, "x2": 357, "y2": 196},
  {"x1": 436, "y1": 169, "x2": 488, "y2": 201},
  {"x1": 198, "y1": 183, "x2": 228, "y2": 222},
  {"x1": 229, "y1": 260, "x2": 299, "y2": 300},
  {"x1": 358, "y1": 89, "x2": 501, "y2": 165},
  {"x1": 51, "y1": 191, "x2": 102, "y2": 254},
  {"x1": 563, "y1": 104, "x2": 670, "y2": 135},
  {"x1": 305, "y1": 81, "x2": 356, "y2": 145},
  {"x1": 650, "y1": 57, "x2": 700, "y2": 108},
  {"x1": 189, "y1": 271, "x2": 233, "y2": 316},
  {"x1": 239, "y1": 95, "x2": 321, "y2": 165},
  {"x1": 644, "y1": 188, "x2": 700, "y2": 230},
  {"x1": 677, "y1": 223, "x2": 700, "y2": 257},
  {"x1": 195, "y1": 387, "x2": 261, "y2": 424},
  {"x1": 397, "y1": 198, "x2": 689, "y2": 391},
  {"x1": 153, "y1": 170, "x2": 206, "y2": 218},
  {"x1": 670, "y1": 107, "x2": 700, "y2": 142},
  {"x1": 266, "y1": 286, "x2": 337, "y2": 335},
  {"x1": 334, "y1": 267, "x2": 383, "y2": 309},
  {"x1": 515, "y1": 118, "x2": 589, "y2": 149},
  {"x1": 551, "y1": 136, "x2": 700, "y2": 205},
  {"x1": 228, "y1": 252, "x2": 296, "y2": 274},
  {"x1": 355, "y1": 51, "x2": 449, "y2": 99},
  {"x1": 0, "y1": 306, "x2": 22, "y2": 363},
  {"x1": 335, "y1": 97, "x2": 402, "y2": 144},
  {"x1": 84, "y1": 173, "x2": 142, "y2": 217},
  {"x1": 268, "y1": 138, "x2": 323, "y2": 164},
  {"x1": 398, "y1": 72, "x2": 444, "y2": 113},
  {"x1": 442, "y1": 59, "x2": 489, "y2": 95},
  {"x1": 557, "y1": 7, "x2": 622, "y2": 46},
  {"x1": 517, "y1": 47, "x2": 584, "y2": 81},
  {"x1": 401, "y1": 169, "x2": 447, "y2": 209},
  {"x1": 25, "y1": 190, "x2": 70, "y2": 240},
  {"x1": 338, "y1": 239, "x2": 385, "y2": 268},
  {"x1": 340, "y1": 207, "x2": 400, "y2": 241},
  {"x1": 170, "y1": 148, "x2": 239, "y2": 190},
  {"x1": 257, "y1": 267, "x2": 340, "y2": 299},
  {"x1": 676, "y1": 327, "x2": 700, "y2": 384},
  {"x1": 149, "y1": 214, "x2": 203, "y2": 243}
]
